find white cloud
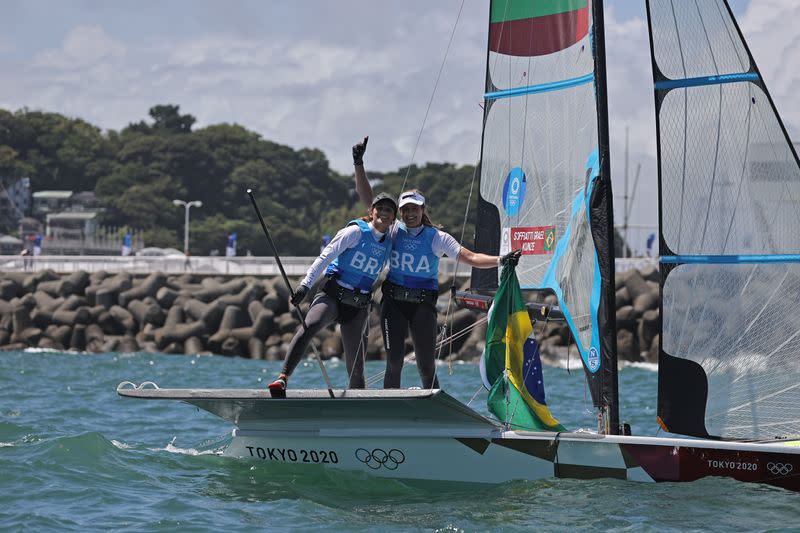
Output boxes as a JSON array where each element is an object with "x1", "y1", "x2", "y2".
[
  {"x1": 739, "y1": 0, "x2": 800, "y2": 139},
  {"x1": 600, "y1": 1, "x2": 800, "y2": 250},
  {"x1": 0, "y1": 1, "x2": 493, "y2": 175},
  {"x1": 33, "y1": 25, "x2": 125, "y2": 69},
  {"x1": 602, "y1": 5, "x2": 660, "y2": 241},
  {"x1": 1, "y1": 0, "x2": 795, "y2": 249}
]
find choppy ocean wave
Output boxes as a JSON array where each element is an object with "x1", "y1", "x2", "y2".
[
  {"x1": 621, "y1": 360, "x2": 658, "y2": 372},
  {"x1": 0, "y1": 350, "x2": 796, "y2": 532}
]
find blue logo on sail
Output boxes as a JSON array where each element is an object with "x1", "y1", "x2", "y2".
[
  {"x1": 587, "y1": 347, "x2": 600, "y2": 372},
  {"x1": 502, "y1": 167, "x2": 527, "y2": 216}
]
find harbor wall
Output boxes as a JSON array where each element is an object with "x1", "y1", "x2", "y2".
[{"x1": 0, "y1": 263, "x2": 660, "y2": 364}]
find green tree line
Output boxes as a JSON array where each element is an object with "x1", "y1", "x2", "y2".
[{"x1": 0, "y1": 105, "x2": 478, "y2": 255}]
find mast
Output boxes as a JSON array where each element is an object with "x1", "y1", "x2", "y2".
[
  {"x1": 470, "y1": 0, "x2": 500, "y2": 292},
  {"x1": 589, "y1": 0, "x2": 619, "y2": 434}
]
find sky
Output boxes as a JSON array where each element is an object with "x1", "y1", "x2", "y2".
[{"x1": 0, "y1": 0, "x2": 795, "y2": 252}]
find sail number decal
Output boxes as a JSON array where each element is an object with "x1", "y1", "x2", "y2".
[
  {"x1": 505, "y1": 226, "x2": 556, "y2": 255},
  {"x1": 245, "y1": 446, "x2": 339, "y2": 464}
]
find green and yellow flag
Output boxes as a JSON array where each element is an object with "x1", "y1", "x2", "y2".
[{"x1": 482, "y1": 264, "x2": 566, "y2": 432}]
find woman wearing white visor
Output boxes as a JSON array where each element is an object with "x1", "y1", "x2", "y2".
[{"x1": 352, "y1": 137, "x2": 520, "y2": 389}]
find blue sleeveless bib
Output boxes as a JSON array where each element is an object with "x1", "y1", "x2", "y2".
[
  {"x1": 326, "y1": 220, "x2": 391, "y2": 292},
  {"x1": 388, "y1": 225, "x2": 439, "y2": 290}
]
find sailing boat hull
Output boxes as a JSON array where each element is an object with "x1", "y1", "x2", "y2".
[
  {"x1": 226, "y1": 431, "x2": 800, "y2": 491},
  {"x1": 118, "y1": 387, "x2": 800, "y2": 491}
]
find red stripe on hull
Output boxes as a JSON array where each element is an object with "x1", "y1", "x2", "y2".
[
  {"x1": 489, "y1": 8, "x2": 589, "y2": 57},
  {"x1": 622, "y1": 444, "x2": 800, "y2": 492}
]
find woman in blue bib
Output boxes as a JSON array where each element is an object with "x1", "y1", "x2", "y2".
[
  {"x1": 352, "y1": 137, "x2": 520, "y2": 389},
  {"x1": 268, "y1": 192, "x2": 397, "y2": 392}
]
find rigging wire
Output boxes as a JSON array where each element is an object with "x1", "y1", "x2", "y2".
[
  {"x1": 466, "y1": 384, "x2": 485, "y2": 407},
  {"x1": 369, "y1": 314, "x2": 488, "y2": 387},
  {"x1": 347, "y1": 300, "x2": 374, "y2": 388},
  {"x1": 398, "y1": 0, "x2": 465, "y2": 195},
  {"x1": 428, "y1": 49, "x2": 488, "y2": 381},
  {"x1": 429, "y1": 146, "x2": 483, "y2": 388},
  {"x1": 359, "y1": 0, "x2": 471, "y2": 388}
]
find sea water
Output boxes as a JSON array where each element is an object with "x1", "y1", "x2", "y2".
[{"x1": 0, "y1": 350, "x2": 797, "y2": 532}]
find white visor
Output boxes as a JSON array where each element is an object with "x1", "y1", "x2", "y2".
[{"x1": 399, "y1": 191, "x2": 425, "y2": 208}]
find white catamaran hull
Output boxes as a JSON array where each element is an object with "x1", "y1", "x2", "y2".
[{"x1": 118, "y1": 386, "x2": 800, "y2": 491}]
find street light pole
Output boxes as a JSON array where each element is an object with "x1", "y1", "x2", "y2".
[{"x1": 172, "y1": 199, "x2": 202, "y2": 255}]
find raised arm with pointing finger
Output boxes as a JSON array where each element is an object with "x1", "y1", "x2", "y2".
[
  {"x1": 353, "y1": 136, "x2": 374, "y2": 209},
  {"x1": 351, "y1": 137, "x2": 521, "y2": 390}
]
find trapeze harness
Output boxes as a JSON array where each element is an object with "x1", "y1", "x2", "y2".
[{"x1": 382, "y1": 224, "x2": 439, "y2": 304}]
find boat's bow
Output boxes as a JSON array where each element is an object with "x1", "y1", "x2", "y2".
[{"x1": 117, "y1": 384, "x2": 500, "y2": 437}]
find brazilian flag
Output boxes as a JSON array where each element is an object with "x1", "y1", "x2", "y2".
[{"x1": 482, "y1": 264, "x2": 565, "y2": 432}]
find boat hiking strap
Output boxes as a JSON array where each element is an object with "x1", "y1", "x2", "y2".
[{"x1": 116, "y1": 381, "x2": 160, "y2": 391}]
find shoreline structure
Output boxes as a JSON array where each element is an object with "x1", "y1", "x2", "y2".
[{"x1": 0, "y1": 259, "x2": 659, "y2": 364}]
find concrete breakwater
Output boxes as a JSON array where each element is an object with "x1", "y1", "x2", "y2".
[{"x1": 0, "y1": 267, "x2": 660, "y2": 363}]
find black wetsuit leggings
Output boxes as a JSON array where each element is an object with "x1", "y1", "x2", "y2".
[
  {"x1": 381, "y1": 296, "x2": 439, "y2": 389},
  {"x1": 281, "y1": 293, "x2": 368, "y2": 388}
]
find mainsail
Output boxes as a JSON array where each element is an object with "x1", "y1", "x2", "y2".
[
  {"x1": 647, "y1": 0, "x2": 800, "y2": 440},
  {"x1": 472, "y1": 0, "x2": 618, "y2": 430}
]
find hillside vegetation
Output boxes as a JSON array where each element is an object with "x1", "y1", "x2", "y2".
[{"x1": 0, "y1": 105, "x2": 478, "y2": 255}]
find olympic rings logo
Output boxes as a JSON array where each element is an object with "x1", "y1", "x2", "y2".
[
  {"x1": 355, "y1": 448, "x2": 406, "y2": 470},
  {"x1": 767, "y1": 462, "x2": 794, "y2": 476}
]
